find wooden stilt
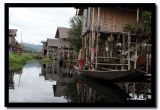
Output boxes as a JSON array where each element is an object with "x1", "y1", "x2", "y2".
[
  {"x1": 95, "y1": 7, "x2": 100, "y2": 70},
  {"x1": 86, "y1": 34, "x2": 89, "y2": 63},
  {"x1": 134, "y1": 7, "x2": 139, "y2": 69},
  {"x1": 89, "y1": 32, "x2": 92, "y2": 62},
  {"x1": 128, "y1": 32, "x2": 131, "y2": 70},
  {"x1": 91, "y1": 7, "x2": 95, "y2": 64},
  {"x1": 122, "y1": 33, "x2": 125, "y2": 70},
  {"x1": 146, "y1": 44, "x2": 149, "y2": 72},
  {"x1": 134, "y1": 35, "x2": 138, "y2": 69}
]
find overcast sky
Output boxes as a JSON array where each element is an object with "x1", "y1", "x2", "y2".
[{"x1": 9, "y1": 8, "x2": 76, "y2": 45}]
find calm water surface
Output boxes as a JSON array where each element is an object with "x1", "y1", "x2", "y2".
[
  {"x1": 9, "y1": 60, "x2": 152, "y2": 103},
  {"x1": 9, "y1": 60, "x2": 67, "y2": 103}
]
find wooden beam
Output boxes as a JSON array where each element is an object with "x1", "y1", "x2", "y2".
[
  {"x1": 98, "y1": 57, "x2": 120, "y2": 59},
  {"x1": 94, "y1": 63, "x2": 128, "y2": 66},
  {"x1": 98, "y1": 67, "x2": 120, "y2": 71}
]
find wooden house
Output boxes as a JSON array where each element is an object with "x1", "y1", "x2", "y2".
[
  {"x1": 41, "y1": 38, "x2": 59, "y2": 58},
  {"x1": 77, "y1": 7, "x2": 151, "y2": 72},
  {"x1": 9, "y1": 29, "x2": 22, "y2": 53},
  {"x1": 46, "y1": 38, "x2": 59, "y2": 58},
  {"x1": 55, "y1": 27, "x2": 73, "y2": 59},
  {"x1": 9, "y1": 29, "x2": 17, "y2": 52},
  {"x1": 41, "y1": 41, "x2": 47, "y2": 57}
]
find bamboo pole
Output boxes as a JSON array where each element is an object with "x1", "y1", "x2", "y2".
[
  {"x1": 86, "y1": 34, "x2": 88, "y2": 63},
  {"x1": 137, "y1": 7, "x2": 139, "y2": 23},
  {"x1": 94, "y1": 63, "x2": 128, "y2": 66},
  {"x1": 97, "y1": 57, "x2": 127, "y2": 59},
  {"x1": 95, "y1": 7, "x2": 100, "y2": 70},
  {"x1": 85, "y1": 35, "x2": 87, "y2": 48},
  {"x1": 134, "y1": 7, "x2": 139, "y2": 69},
  {"x1": 122, "y1": 33, "x2": 125, "y2": 70},
  {"x1": 91, "y1": 7, "x2": 94, "y2": 64},
  {"x1": 89, "y1": 32, "x2": 92, "y2": 62},
  {"x1": 128, "y1": 32, "x2": 131, "y2": 70},
  {"x1": 82, "y1": 37, "x2": 84, "y2": 48},
  {"x1": 146, "y1": 44, "x2": 149, "y2": 72}
]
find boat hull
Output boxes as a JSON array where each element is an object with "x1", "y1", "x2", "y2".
[{"x1": 73, "y1": 66, "x2": 144, "y2": 81}]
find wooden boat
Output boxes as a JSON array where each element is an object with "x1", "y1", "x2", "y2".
[{"x1": 73, "y1": 66, "x2": 145, "y2": 81}]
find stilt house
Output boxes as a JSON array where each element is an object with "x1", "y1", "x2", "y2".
[{"x1": 76, "y1": 7, "x2": 152, "y2": 72}]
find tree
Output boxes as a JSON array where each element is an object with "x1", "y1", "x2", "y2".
[
  {"x1": 141, "y1": 11, "x2": 151, "y2": 33},
  {"x1": 124, "y1": 10, "x2": 151, "y2": 33},
  {"x1": 68, "y1": 16, "x2": 82, "y2": 53}
]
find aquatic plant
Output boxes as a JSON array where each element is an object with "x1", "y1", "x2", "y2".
[{"x1": 9, "y1": 53, "x2": 36, "y2": 70}]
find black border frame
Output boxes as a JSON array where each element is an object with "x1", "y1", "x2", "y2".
[{"x1": 5, "y1": 3, "x2": 157, "y2": 108}]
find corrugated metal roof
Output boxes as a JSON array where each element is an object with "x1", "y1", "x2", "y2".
[{"x1": 55, "y1": 27, "x2": 71, "y2": 39}]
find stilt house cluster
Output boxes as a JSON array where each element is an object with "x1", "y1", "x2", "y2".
[{"x1": 41, "y1": 27, "x2": 73, "y2": 60}]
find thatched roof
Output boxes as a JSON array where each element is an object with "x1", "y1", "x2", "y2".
[
  {"x1": 76, "y1": 6, "x2": 153, "y2": 15},
  {"x1": 47, "y1": 38, "x2": 59, "y2": 47},
  {"x1": 9, "y1": 29, "x2": 17, "y2": 37},
  {"x1": 55, "y1": 27, "x2": 71, "y2": 39}
]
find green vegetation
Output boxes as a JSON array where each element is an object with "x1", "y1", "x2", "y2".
[
  {"x1": 9, "y1": 53, "x2": 38, "y2": 70},
  {"x1": 124, "y1": 10, "x2": 151, "y2": 33},
  {"x1": 42, "y1": 57, "x2": 52, "y2": 64},
  {"x1": 141, "y1": 11, "x2": 151, "y2": 33},
  {"x1": 68, "y1": 16, "x2": 82, "y2": 53},
  {"x1": 124, "y1": 23, "x2": 144, "y2": 33}
]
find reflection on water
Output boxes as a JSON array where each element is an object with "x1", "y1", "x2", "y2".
[
  {"x1": 116, "y1": 82, "x2": 151, "y2": 100},
  {"x1": 9, "y1": 69, "x2": 22, "y2": 89},
  {"x1": 9, "y1": 60, "x2": 67, "y2": 103},
  {"x1": 9, "y1": 59, "x2": 152, "y2": 103}
]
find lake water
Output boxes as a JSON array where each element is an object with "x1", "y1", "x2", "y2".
[{"x1": 9, "y1": 59, "x2": 152, "y2": 103}]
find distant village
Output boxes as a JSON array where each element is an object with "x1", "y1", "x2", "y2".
[{"x1": 41, "y1": 27, "x2": 74, "y2": 61}]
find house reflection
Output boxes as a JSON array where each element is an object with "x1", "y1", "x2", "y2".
[
  {"x1": 44, "y1": 63, "x2": 54, "y2": 81},
  {"x1": 76, "y1": 80, "x2": 97, "y2": 103},
  {"x1": 9, "y1": 69, "x2": 22, "y2": 89},
  {"x1": 40, "y1": 61, "x2": 74, "y2": 98},
  {"x1": 9, "y1": 70, "x2": 14, "y2": 89}
]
